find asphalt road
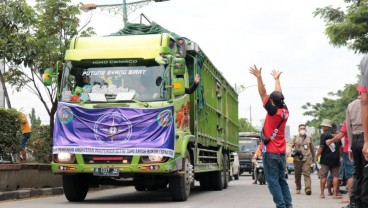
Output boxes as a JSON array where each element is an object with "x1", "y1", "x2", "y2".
[{"x1": 0, "y1": 172, "x2": 347, "y2": 208}]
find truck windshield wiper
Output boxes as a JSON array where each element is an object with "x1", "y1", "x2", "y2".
[{"x1": 131, "y1": 99, "x2": 150, "y2": 107}]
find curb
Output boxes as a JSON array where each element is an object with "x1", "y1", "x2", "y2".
[{"x1": 0, "y1": 187, "x2": 63, "y2": 201}]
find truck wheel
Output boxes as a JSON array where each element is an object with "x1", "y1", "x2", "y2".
[
  {"x1": 223, "y1": 154, "x2": 229, "y2": 189},
  {"x1": 212, "y1": 153, "x2": 227, "y2": 191},
  {"x1": 147, "y1": 182, "x2": 168, "y2": 191},
  {"x1": 169, "y1": 152, "x2": 193, "y2": 201},
  {"x1": 211, "y1": 170, "x2": 223, "y2": 191},
  {"x1": 63, "y1": 175, "x2": 89, "y2": 202},
  {"x1": 234, "y1": 168, "x2": 240, "y2": 180},
  {"x1": 134, "y1": 183, "x2": 146, "y2": 191},
  {"x1": 199, "y1": 173, "x2": 212, "y2": 190}
]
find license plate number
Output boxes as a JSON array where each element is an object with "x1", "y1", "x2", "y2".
[{"x1": 93, "y1": 168, "x2": 119, "y2": 176}]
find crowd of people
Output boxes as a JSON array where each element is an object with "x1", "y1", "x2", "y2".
[{"x1": 249, "y1": 54, "x2": 368, "y2": 208}]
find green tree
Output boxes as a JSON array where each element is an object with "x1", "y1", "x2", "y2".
[
  {"x1": 239, "y1": 118, "x2": 258, "y2": 132},
  {"x1": 29, "y1": 108, "x2": 41, "y2": 130},
  {"x1": 302, "y1": 83, "x2": 358, "y2": 129},
  {"x1": 314, "y1": 0, "x2": 368, "y2": 53},
  {"x1": 0, "y1": 0, "x2": 95, "y2": 137}
]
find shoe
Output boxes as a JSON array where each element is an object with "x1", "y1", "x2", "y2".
[
  {"x1": 305, "y1": 189, "x2": 312, "y2": 195},
  {"x1": 296, "y1": 190, "x2": 300, "y2": 194},
  {"x1": 340, "y1": 190, "x2": 348, "y2": 194}
]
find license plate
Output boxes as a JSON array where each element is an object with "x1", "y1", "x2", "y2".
[{"x1": 93, "y1": 168, "x2": 119, "y2": 176}]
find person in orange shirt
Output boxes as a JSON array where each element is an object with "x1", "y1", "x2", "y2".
[
  {"x1": 19, "y1": 112, "x2": 32, "y2": 162},
  {"x1": 252, "y1": 142, "x2": 263, "y2": 184}
]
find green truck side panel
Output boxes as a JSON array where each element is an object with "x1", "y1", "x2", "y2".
[{"x1": 195, "y1": 54, "x2": 239, "y2": 151}]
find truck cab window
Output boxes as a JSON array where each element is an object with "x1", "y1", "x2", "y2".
[{"x1": 60, "y1": 62, "x2": 166, "y2": 102}]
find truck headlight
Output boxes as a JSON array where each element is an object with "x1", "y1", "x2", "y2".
[
  {"x1": 54, "y1": 152, "x2": 76, "y2": 163},
  {"x1": 149, "y1": 155, "x2": 164, "y2": 162}
]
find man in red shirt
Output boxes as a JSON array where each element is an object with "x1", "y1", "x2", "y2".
[{"x1": 250, "y1": 65, "x2": 292, "y2": 208}]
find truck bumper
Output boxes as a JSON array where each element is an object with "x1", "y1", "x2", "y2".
[
  {"x1": 240, "y1": 161, "x2": 252, "y2": 172},
  {"x1": 52, "y1": 154, "x2": 184, "y2": 175}
]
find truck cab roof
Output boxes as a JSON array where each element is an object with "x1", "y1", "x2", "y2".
[{"x1": 239, "y1": 132, "x2": 260, "y2": 139}]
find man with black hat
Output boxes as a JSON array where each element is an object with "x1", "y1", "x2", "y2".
[
  {"x1": 314, "y1": 119, "x2": 342, "y2": 199},
  {"x1": 249, "y1": 65, "x2": 292, "y2": 208}
]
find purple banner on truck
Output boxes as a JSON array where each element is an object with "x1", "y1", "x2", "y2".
[{"x1": 53, "y1": 102, "x2": 175, "y2": 157}]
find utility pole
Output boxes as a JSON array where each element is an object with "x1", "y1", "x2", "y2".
[
  {"x1": 236, "y1": 84, "x2": 263, "y2": 128},
  {"x1": 123, "y1": 0, "x2": 128, "y2": 24},
  {"x1": 80, "y1": 0, "x2": 170, "y2": 25},
  {"x1": 249, "y1": 105, "x2": 252, "y2": 126}
]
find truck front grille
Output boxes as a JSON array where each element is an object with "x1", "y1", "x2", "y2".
[{"x1": 83, "y1": 155, "x2": 133, "y2": 164}]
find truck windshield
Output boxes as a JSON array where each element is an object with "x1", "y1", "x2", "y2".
[
  {"x1": 238, "y1": 140, "x2": 258, "y2": 153},
  {"x1": 60, "y1": 62, "x2": 167, "y2": 103}
]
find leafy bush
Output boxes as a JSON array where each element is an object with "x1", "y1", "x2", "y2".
[
  {"x1": 28, "y1": 125, "x2": 52, "y2": 163},
  {"x1": 0, "y1": 108, "x2": 21, "y2": 160}
]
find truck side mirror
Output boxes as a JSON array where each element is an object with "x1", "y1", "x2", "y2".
[
  {"x1": 43, "y1": 68, "x2": 54, "y2": 86},
  {"x1": 155, "y1": 56, "x2": 168, "y2": 65},
  {"x1": 176, "y1": 38, "x2": 187, "y2": 58},
  {"x1": 172, "y1": 57, "x2": 185, "y2": 76}
]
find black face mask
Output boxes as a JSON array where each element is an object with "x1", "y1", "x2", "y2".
[{"x1": 272, "y1": 99, "x2": 284, "y2": 108}]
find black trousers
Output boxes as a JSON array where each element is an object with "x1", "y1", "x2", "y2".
[{"x1": 351, "y1": 134, "x2": 368, "y2": 208}]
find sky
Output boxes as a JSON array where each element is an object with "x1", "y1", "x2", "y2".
[{"x1": 9, "y1": 0, "x2": 363, "y2": 137}]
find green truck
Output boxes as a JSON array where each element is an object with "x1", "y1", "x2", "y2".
[{"x1": 44, "y1": 23, "x2": 239, "y2": 202}]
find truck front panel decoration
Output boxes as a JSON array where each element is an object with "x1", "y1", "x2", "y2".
[{"x1": 53, "y1": 103, "x2": 175, "y2": 157}]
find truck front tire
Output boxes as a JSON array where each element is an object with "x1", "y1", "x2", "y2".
[
  {"x1": 199, "y1": 173, "x2": 212, "y2": 190},
  {"x1": 234, "y1": 167, "x2": 240, "y2": 180},
  {"x1": 63, "y1": 174, "x2": 89, "y2": 202},
  {"x1": 169, "y1": 152, "x2": 193, "y2": 201}
]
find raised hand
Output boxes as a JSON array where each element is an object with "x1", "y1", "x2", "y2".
[
  {"x1": 194, "y1": 74, "x2": 200, "y2": 84},
  {"x1": 271, "y1": 69, "x2": 282, "y2": 80},
  {"x1": 249, "y1": 65, "x2": 262, "y2": 79}
]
